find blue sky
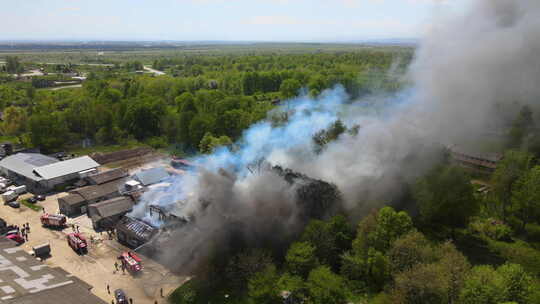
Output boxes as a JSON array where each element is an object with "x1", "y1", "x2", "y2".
[{"x1": 3, "y1": 0, "x2": 470, "y2": 41}]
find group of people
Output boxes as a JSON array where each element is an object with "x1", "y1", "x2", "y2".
[{"x1": 14, "y1": 222, "x2": 30, "y2": 241}]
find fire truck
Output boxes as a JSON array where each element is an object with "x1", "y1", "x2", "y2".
[
  {"x1": 67, "y1": 233, "x2": 87, "y2": 254},
  {"x1": 119, "y1": 251, "x2": 142, "y2": 273},
  {"x1": 40, "y1": 213, "x2": 67, "y2": 228}
]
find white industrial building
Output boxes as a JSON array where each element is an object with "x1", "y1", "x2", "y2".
[{"x1": 0, "y1": 153, "x2": 99, "y2": 193}]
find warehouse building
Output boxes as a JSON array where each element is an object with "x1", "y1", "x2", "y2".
[
  {"x1": 0, "y1": 153, "x2": 99, "y2": 193},
  {"x1": 88, "y1": 196, "x2": 135, "y2": 230},
  {"x1": 58, "y1": 178, "x2": 126, "y2": 216},
  {"x1": 0, "y1": 238, "x2": 107, "y2": 304},
  {"x1": 86, "y1": 168, "x2": 128, "y2": 185}
]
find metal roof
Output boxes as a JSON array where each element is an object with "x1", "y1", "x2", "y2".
[
  {"x1": 87, "y1": 168, "x2": 128, "y2": 185},
  {"x1": 58, "y1": 193, "x2": 85, "y2": 206},
  {"x1": 133, "y1": 167, "x2": 169, "y2": 186},
  {"x1": 73, "y1": 178, "x2": 125, "y2": 201},
  {"x1": 0, "y1": 153, "x2": 59, "y2": 181},
  {"x1": 33, "y1": 156, "x2": 99, "y2": 180},
  {"x1": 117, "y1": 216, "x2": 158, "y2": 242},
  {"x1": 89, "y1": 196, "x2": 134, "y2": 220}
]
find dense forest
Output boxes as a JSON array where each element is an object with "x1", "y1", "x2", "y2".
[{"x1": 0, "y1": 48, "x2": 409, "y2": 154}]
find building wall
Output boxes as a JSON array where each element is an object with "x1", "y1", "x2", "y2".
[{"x1": 58, "y1": 199, "x2": 87, "y2": 217}]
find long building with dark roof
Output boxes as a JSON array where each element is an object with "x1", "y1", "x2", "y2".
[{"x1": 58, "y1": 178, "x2": 126, "y2": 216}]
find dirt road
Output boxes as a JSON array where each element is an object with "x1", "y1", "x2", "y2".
[
  {"x1": 143, "y1": 66, "x2": 166, "y2": 76},
  {"x1": 1, "y1": 193, "x2": 185, "y2": 304}
]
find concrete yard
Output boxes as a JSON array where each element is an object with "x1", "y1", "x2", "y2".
[{"x1": 1, "y1": 192, "x2": 186, "y2": 304}]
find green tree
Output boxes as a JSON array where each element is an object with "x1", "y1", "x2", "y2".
[
  {"x1": 286, "y1": 242, "x2": 319, "y2": 278},
  {"x1": 27, "y1": 112, "x2": 69, "y2": 152},
  {"x1": 312, "y1": 120, "x2": 347, "y2": 154},
  {"x1": 306, "y1": 266, "x2": 347, "y2": 304},
  {"x1": 459, "y1": 265, "x2": 506, "y2": 304},
  {"x1": 199, "y1": 132, "x2": 233, "y2": 154},
  {"x1": 1, "y1": 106, "x2": 27, "y2": 137},
  {"x1": 388, "y1": 230, "x2": 436, "y2": 274},
  {"x1": 277, "y1": 273, "x2": 306, "y2": 302},
  {"x1": 5, "y1": 56, "x2": 23, "y2": 74},
  {"x1": 300, "y1": 216, "x2": 353, "y2": 269},
  {"x1": 226, "y1": 249, "x2": 274, "y2": 292},
  {"x1": 511, "y1": 166, "x2": 540, "y2": 231},
  {"x1": 280, "y1": 78, "x2": 302, "y2": 99},
  {"x1": 497, "y1": 263, "x2": 533, "y2": 304},
  {"x1": 437, "y1": 242, "x2": 471, "y2": 304},
  {"x1": 189, "y1": 114, "x2": 215, "y2": 147},
  {"x1": 123, "y1": 96, "x2": 165, "y2": 140},
  {"x1": 491, "y1": 150, "x2": 534, "y2": 221},
  {"x1": 392, "y1": 263, "x2": 449, "y2": 304},
  {"x1": 247, "y1": 265, "x2": 280, "y2": 304},
  {"x1": 414, "y1": 165, "x2": 478, "y2": 236}
]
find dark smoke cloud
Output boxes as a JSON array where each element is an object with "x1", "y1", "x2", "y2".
[{"x1": 132, "y1": 0, "x2": 540, "y2": 271}]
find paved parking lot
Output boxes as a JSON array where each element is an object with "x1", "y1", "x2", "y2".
[{"x1": 1, "y1": 193, "x2": 186, "y2": 304}]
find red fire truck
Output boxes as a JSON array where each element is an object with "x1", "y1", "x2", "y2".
[
  {"x1": 40, "y1": 213, "x2": 67, "y2": 228},
  {"x1": 119, "y1": 251, "x2": 142, "y2": 273},
  {"x1": 67, "y1": 233, "x2": 87, "y2": 254}
]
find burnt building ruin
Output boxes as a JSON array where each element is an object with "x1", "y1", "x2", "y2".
[{"x1": 115, "y1": 216, "x2": 159, "y2": 249}]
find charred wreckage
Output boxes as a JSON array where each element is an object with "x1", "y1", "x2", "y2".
[{"x1": 115, "y1": 163, "x2": 343, "y2": 265}]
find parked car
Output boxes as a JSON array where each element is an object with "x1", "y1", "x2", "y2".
[
  {"x1": 36, "y1": 195, "x2": 46, "y2": 201},
  {"x1": 114, "y1": 289, "x2": 127, "y2": 304},
  {"x1": 27, "y1": 197, "x2": 37, "y2": 204},
  {"x1": 6, "y1": 233, "x2": 24, "y2": 245},
  {"x1": 4, "y1": 200, "x2": 20, "y2": 208}
]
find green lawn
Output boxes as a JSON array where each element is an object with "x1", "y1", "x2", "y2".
[{"x1": 20, "y1": 199, "x2": 43, "y2": 212}]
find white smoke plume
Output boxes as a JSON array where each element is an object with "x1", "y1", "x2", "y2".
[{"x1": 130, "y1": 0, "x2": 540, "y2": 271}]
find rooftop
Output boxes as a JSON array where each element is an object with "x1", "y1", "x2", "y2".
[
  {"x1": 0, "y1": 153, "x2": 59, "y2": 181},
  {"x1": 117, "y1": 216, "x2": 158, "y2": 242},
  {"x1": 89, "y1": 196, "x2": 134, "y2": 220},
  {"x1": 87, "y1": 168, "x2": 128, "y2": 185},
  {"x1": 33, "y1": 156, "x2": 99, "y2": 180},
  {"x1": 72, "y1": 179, "x2": 126, "y2": 201},
  {"x1": 0, "y1": 238, "x2": 107, "y2": 304},
  {"x1": 133, "y1": 167, "x2": 169, "y2": 186},
  {"x1": 59, "y1": 193, "x2": 85, "y2": 206}
]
